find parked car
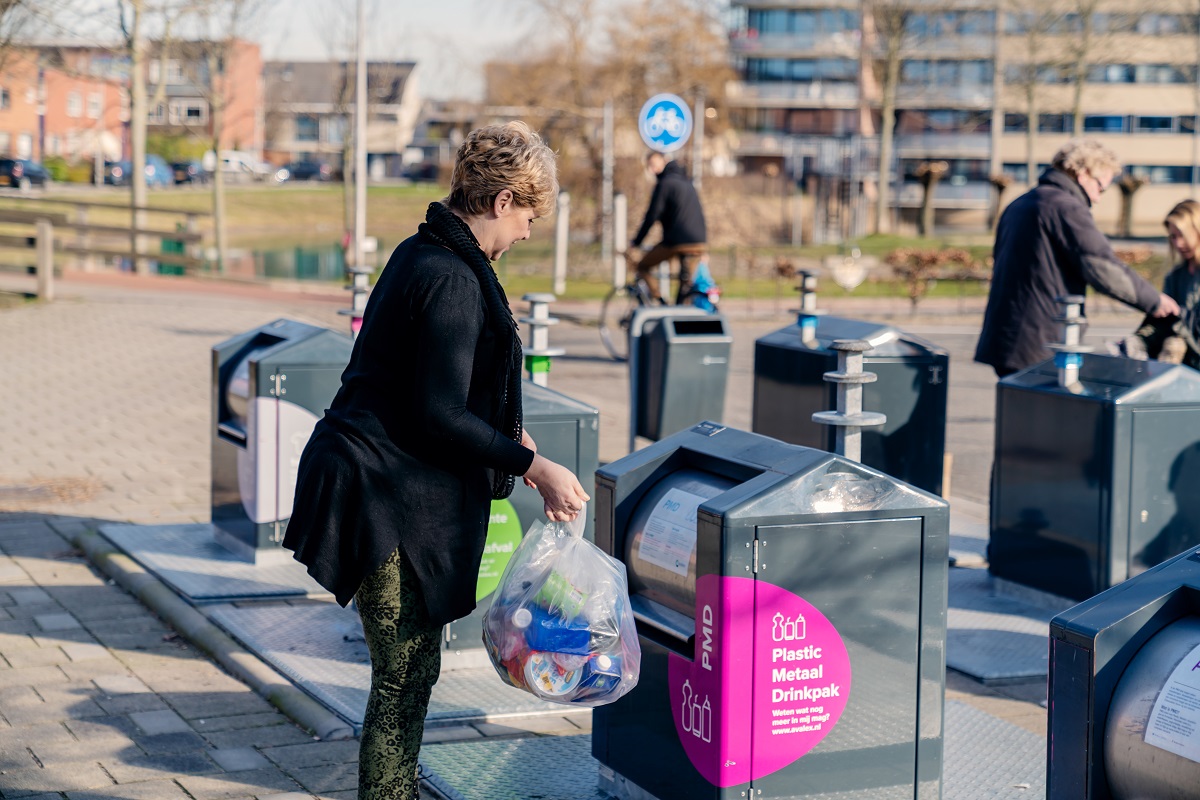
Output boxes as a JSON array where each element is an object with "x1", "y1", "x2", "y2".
[
  {"x1": 204, "y1": 150, "x2": 277, "y2": 183},
  {"x1": 276, "y1": 160, "x2": 332, "y2": 182},
  {"x1": 171, "y1": 161, "x2": 209, "y2": 185},
  {"x1": 104, "y1": 155, "x2": 172, "y2": 187},
  {"x1": 0, "y1": 158, "x2": 50, "y2": 190}
]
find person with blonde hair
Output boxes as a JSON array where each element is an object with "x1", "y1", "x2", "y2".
[
  {"x1": 975, "y1": 138, "x2": 1180, "y2": 376},
  {"x1": 283, "y1": 121, "x2": 589, "y2": 800},
  {"x1": 1128, "y1": 199, "x2": 1200, "y2": 367}
]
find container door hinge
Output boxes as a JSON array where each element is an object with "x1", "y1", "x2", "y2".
[{"x1": 752, "y1": 539, "x2": 759, "y2": 574}]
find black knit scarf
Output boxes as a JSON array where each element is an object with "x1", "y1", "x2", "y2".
[{"x1": 419, "y1": 201, "x2": 523, "y2": 499}]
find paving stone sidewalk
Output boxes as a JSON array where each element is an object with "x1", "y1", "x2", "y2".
[{"x1": 0, "y1": 512, "x2": 367, "y2": 800}]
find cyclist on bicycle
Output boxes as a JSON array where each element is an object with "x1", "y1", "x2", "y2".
[{"x1": 629, "y1": 152, "x2": 707, "y2": 305}]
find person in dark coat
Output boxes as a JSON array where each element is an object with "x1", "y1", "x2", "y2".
[
  {"x1": 282, "y1": 122, "x2": 589, "y2": 800},
  {"x1": 629, "y1": 152, "x2": 708, "y2": 303},
  {"x1": 975, "y1": 139, "x2": 1179, "y2": 377}
]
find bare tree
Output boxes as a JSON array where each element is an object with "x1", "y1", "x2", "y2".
[
  {"x1": 1003, "y1": 2, "x2": 1066, "y2": 187},
  {"x1": 181, "y1": 0, "x2": 273, "y2": 272},
  {"x1": 116, "y1": 0, "x2": 151, "y2": 273},
  {"x1": 864, "y1": 0, "x2": 916, "y2": 235},
  {"x1": 487, "y1": 0, "x2": 731, "y2": 240}
]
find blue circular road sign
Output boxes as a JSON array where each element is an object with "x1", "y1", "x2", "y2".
[{"x1": 638, "y1": 94, "x2": 693, "y2": 154}]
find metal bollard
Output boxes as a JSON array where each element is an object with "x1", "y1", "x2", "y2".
[
  {"x1": 338, "y1": 267, "x2": 371, "y2": 339},
  {"x1": 1048, "y1": 294, "x2": 1092, "y2": 388},
  {"x1": 520, "y1": 293, "x2": 565, "y2": 386},
  {"x1": 795, "y1": 269, "x2": 821, "y2": 346},
  {"x1": 811, "y1": 339, "x2": 886, "y2": 462}
]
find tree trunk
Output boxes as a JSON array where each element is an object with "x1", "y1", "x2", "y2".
[
  {"x1": 1071, "y1": 17, "x2": 1090, "y2": 137},
  {"x1": 918, "y1": 178, "x2": 939, "y2": 237},
  {"x1": 208, "y1": 52, "x2": 227, "y2": 273},
  {"x1": 874, "y1": 49, "x2": 900, "y2": 235},
  {"x1": 129, "y1": 0, "x2": 148, "y2": 275},
  {"x1": 1025, "y1": 86, "x2": 1038, "y2": 187}
]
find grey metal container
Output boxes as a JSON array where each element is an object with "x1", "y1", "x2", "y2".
[
  {"x1": 1047, "y1": 545, "x2": 1200, "y2": 800},
  {"x1": 753, "y1": 315, "x2": 949, "y2": 495},
  {"x1": 633, "y1": 308, "x2": 731, "y2": 442},
  {"x1": 990, "y1": 355, "x2": 1200, "y2": 602},
  {"x1": 442, "y1": 380, "x2": 599, "y2": 666},
  {"x1": 593, "y1": 423, "x2": 948, "y2": 800},
  {"x1": 211, "y1": 319, "x2": 353, "y2": 562}
]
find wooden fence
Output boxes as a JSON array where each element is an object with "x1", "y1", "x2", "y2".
[{"x1": 0, "y1": 199, "x2": 209, "y2": 300}]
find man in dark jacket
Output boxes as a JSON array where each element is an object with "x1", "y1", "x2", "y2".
[
  {"x1": 975, "y1": 139, "x2": 1179, "y2": 376},
  {"x1": 630, "y1": 152, "x2": 707, "y2": 303}
]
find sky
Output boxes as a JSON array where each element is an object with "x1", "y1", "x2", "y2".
[{"x1": 254, "y1": 0, "x2": 544, "y2": 100}]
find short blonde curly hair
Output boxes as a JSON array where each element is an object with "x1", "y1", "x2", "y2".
[
  {"x1": 1051, "y1": 138, "x2": 1121, "y2": 179},
  {"x1": 447, "y1": 121, "x2": 558, "y2": 218}
]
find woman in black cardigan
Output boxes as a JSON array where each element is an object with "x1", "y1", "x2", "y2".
[{"x1": 283, "y1": 121, "x2": 588, "y2": 800}]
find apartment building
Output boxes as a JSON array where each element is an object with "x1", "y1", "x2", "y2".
[{"x1": 726, "y1": 1, "x2": 1200, "y2": 234}]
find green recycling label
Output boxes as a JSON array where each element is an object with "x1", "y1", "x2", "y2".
[{"x1": 477, "y1": 498, "x2": 523, "y2": 601}]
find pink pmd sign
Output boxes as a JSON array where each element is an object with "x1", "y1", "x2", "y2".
[{"x1": 668, "y1": 575, "x2": 852, "y2": 786}]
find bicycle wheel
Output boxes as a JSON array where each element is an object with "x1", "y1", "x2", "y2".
[{"x1": 599, "y1": 284, "x2": 642, "y2": 361}]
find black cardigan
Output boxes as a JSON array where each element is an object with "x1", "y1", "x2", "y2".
[
  {"x1": 283, "y1": 231, "x2": 535, "y2": 627},
  {"x1": 975, "y1": 168, "x2": 1161, "y2": 374}
]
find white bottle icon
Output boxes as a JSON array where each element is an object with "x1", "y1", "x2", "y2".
[
  {"x1": 681, "y1": 681, "x2": 694, "y2": 734},
  {"x1": 773, "y1": 611, "x2": 807, "y2": 641}
]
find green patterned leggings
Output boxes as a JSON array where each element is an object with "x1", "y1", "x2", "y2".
[{"x1": 356, "y1": 547, "x2": 442, "y2": 800}]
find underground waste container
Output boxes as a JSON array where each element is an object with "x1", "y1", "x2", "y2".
[
  {"x1": 753, "y1": 314, "x2": 949, "y2": 495},
  {"x1": 631, "y1": 307, "x2": 731, "y2": 443},
  {"x1": 442, "y1": 379, "x2": 599, "y2": 667},
  {"x1": 592, "y1": 422, "x2": 949, "y2": 800},
  {"x1": 211, "y1": 319, "x2": 353, "y2": 562},
  {"x1": 1047, "y1": 544, "x2": 1200, "y2": 800},
  {"x1": 990, "y1": 354, "x2": 1200, "y2": 603}
]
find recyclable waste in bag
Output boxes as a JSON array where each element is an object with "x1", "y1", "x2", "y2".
[{"x1": 482, "y1": 506, "x2": 641, "y2": 706}]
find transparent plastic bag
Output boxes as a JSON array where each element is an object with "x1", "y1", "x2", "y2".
[{"x1": 482, "y1": 505, "x2": 641, "y2": 706}]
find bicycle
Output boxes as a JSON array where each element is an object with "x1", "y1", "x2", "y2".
[{"x1": 598, "y1": 250, "x2": 721, "y2": 361}]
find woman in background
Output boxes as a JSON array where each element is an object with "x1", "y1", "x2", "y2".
[{"x1": 1131, "y1": 199, "x2": 1200, "y2": 367}]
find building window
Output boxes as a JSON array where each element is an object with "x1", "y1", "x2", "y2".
[
  {"x1": 66, "y1": 91, "x2": 83, "y2": 118},
  {"x1": 1083, "y1": 115, "x2": 1126, "y2": 133},
  {"x1": 15, "y1": 133, "x2": 31, "y2": 158},
  {"x1": 0, "y1": 88, "x2": 8, "y2": 110},
  {"x1": 1087, "y1": 64, "x2": 1135, "y2": 83},
  {"x1": 1038, "y1": 113, "x2": 1073, "y2": 133},
  {"x1": 324, "y1": 115, "x2": 346, "y2": 144},
  {"x1": 87, "y1": 92, "x2": 103, "y2": 119},
  {"x1": 1134, "y1": 115, "x2": 1175, "y2": 133},
  {"x1": 1128, "y1": 164, "x2": 1193, "y2": 183},
  {"x1": 1004, "y1": 113, "x2": 1028, "y2": 132},
  {"x1": 168, "y1": 99, "x2": 207, "y2": 125},
  {"x1": 1181, "y1": 116, "x2": 1197, "y2": 134},
  {"x1": 901, "y1": 158, "x2": 989, "y2": 183},
  {"x1": 149, "y1": 103, "x2": 166, "y2": 123},
  {"x1": 0, "y1": 132, "x2": 9, "y2": 154},
  {"x1": 296, "y1": 114, "x2": 320, "y2": 142},
  {"x1": 745, "y1": 58, "x2": 857, "y2": 83},
  {"x1": 46, "y1": 135, "x2": 60, "y2": 155}
]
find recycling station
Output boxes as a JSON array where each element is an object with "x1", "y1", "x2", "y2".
[
  {"x1": 592, "y1": 423, "x2": 949, "y2": 800},
  {"x1": 752, "y1": 298, "x2": 949, "y2": 496},
  {"x1": 989, "y1": 298, "x2": 1200, "y2": 602},
  {"x1": 443, "y1": 380, "x2": 600, "y2": 665},
  {"x1": 1047, "y1": 545, "x2": 1200, "y2": 799},
  {"x1": 211, "y1": 319, "x2": 354, "y2": 562}
]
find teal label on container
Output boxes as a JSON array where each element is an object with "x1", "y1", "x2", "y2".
[{"x1": 477, "y1": 499, "x2": 522, "y2": 601}]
